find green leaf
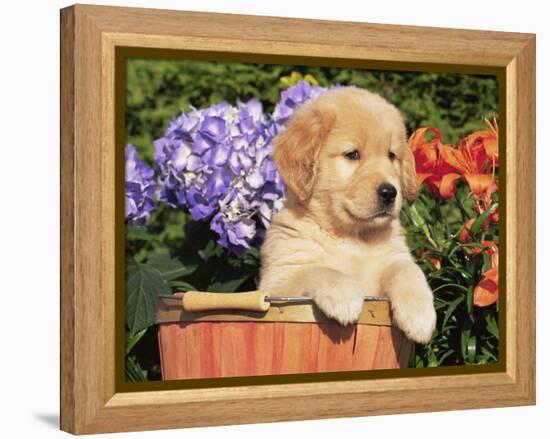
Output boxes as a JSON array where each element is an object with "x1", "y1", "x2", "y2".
[
  {"x1": 480, "y1": 346, "x2": 497, "y2": 362},
  {"x1": 126, "y1": 263, "x2": 170, "y2": 335},
  {"x1": 481, "y1": 251, "x2": 492, "y2": 273},
  {"x1": 146, "y1": 252, "x2": 198, "y2": 280},
  {"x1": 125, "y1": 355, "x2": 147, "y2": 382},
  {"x1": 206, "y1": 262, "x2": 253, "y2": 292},
  {"x1": 207, "y1": 276, "x2": 250, "y2": 293},
  {"x1": 168, "y1": 280, "x2": 197, "y2": 291},
  {"x1": 470, "y1": 203, "x2": 498, "y2": 236},
  {"x1": 454, "y1": 192, "x2": 472, "y2": 220},
  {"x1": 126, "y1": 328, "x2": 147, "y2": 355},
  {"x1": 198, "y1": 240, "x2": 223, "y2": 261},
  {"x1": 126, "y1": 224, "x2": 153, "y2": 242},
  {"x1": 432, "y1": 283, "x2": 470, "y2": 295},
  {"x1": 435, "y1": 265, "x2": 473, "y2": 281},
  {"x1": 461, "y1": 328, "x2": 471, "y2": 361},
  {"x1": 427, "y1": 348, "x2": 439, "y2": 367},
  {"x1": 407, "y1": 203, "x2": 439, "y2": 249},
  {"x1": 485, "y1": 312, "x2": 499, "y2": 338},
  {"x1": 437, "y1": 349, "x2": 455, "y2": 364},
  {"x1": 434, "y1": 298, "x2": 450, "y2": 310},
  {"x1": 466, "y1": 286, "x2": 474, "y2": 319},
  {"x1": 408, "y1": 203, "x2": 427, "y2": 229},
  {"x1": 442, "y1": 296, "x2": 464, "y2": 330},
  {"x1": 467, "y1": 335, "x2": 477, "y2": 363}
]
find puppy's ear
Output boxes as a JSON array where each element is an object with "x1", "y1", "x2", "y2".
[
  {"x1": 272, "y1": 103, "x2": 335, "y2": 202},
  {"x1": 401, "y1": 140, "x2": 419, "y2": 200}
]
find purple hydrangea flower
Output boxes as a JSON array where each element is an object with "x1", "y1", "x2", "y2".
[
  {"x1": 272, "y1": 81, "x2": 327, "y2": 130},
  {"x1": 125, "y1": 144, "x2": 157, "y2": 224},
  {"x1": 152, "y1": 81, "x2": 330, "y2": 254}
]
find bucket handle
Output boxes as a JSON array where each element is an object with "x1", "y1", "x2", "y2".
[
  {"x1": 159, "y1": 291, "x2": 388, "y2": 313},
  {"x1": 177, "y1": 290, "x2": 271, "y2": 312}
]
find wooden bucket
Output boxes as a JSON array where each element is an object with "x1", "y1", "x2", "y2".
[{"x1": 156, "y1": 292, "x2": 413, "y2": 380}]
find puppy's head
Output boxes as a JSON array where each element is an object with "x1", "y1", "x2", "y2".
[{"x1": 273, "y1": 87, "x2": 418, "y2": 231}]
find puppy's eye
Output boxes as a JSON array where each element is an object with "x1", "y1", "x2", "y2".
[
  {"x1": 344, "y1": 150, "x2": 360, "y2": 161},
  {"x1": 388, "y1": 151, "x2": 396, "y2": 161}
]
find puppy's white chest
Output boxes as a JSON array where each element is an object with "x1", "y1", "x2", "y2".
[{"x1": 324, "y1": 239, "x2": 388, "y2": 296}]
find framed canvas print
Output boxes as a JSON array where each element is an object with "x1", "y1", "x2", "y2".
[{"x1": 60, "y1": 4, "x2": 536, "y2": 434}]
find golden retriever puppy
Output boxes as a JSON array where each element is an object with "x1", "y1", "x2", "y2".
[{"x1": 259, "y1": 87, "x2": 436, "y2": 343}]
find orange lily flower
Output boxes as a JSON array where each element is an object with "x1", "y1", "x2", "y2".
[
  {"x1": 473, "y1": 266, "x2": 499, "y2": 307},
  {"x1": 438, "y1": 119, "x2": 499, "y2": 198},
  {"x1": 462, "y1": 118, "x2": 499, "y2": 167},
  {"x1": 429, "y1": 256, "x2": 442, "y2": 270},
  {"x1": 471, "y1": 240, "x2": 499, "y2": 262},
  {"x1": 473, "y1": 240, "x2": 499, "y2": 307},
  {"x1": 409, "y1": 127, "x2": 462, "y2": 199}
]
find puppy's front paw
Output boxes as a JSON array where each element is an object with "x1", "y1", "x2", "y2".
[
  {"x1": 392, "y1": 298, "x2": 436, "y2": 344},
  {"x1": 312, "y1": 288, "x2": 364, "y2": 326}
]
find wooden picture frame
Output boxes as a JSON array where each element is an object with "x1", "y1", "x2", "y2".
[{"x1": 60, "y1": 4, "x2": 536, "y2": 434}]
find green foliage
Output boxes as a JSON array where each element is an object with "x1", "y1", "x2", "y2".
[
  {"x1": 126, "y1": 58, "x2": 498, "y2": 163},
  {"x1": 401, "y1": 183, "x2": 499, "y2": 367},
  {"x1": 124, "y1": 59, "x2": 499, "y2": 381}
]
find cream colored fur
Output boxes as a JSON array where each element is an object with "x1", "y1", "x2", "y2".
[{"x1": 259, "y1": 87, "x2": 436, "y2": 343}]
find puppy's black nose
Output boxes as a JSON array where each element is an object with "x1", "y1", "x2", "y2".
[{"x1": 377, "y1": 183, "x2": 397, "y2": 205}]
